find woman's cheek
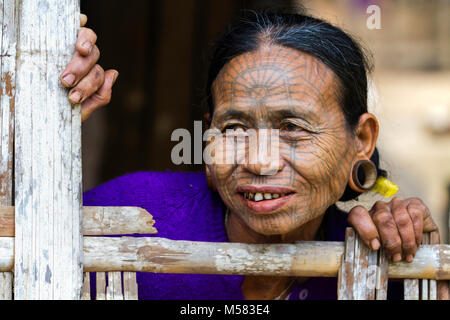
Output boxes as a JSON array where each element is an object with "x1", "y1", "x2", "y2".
[{"x1": 288, "y1": 135, "x2": 353, "y2": 205}]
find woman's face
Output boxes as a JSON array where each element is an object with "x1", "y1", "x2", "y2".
[{"x1": 208, "y1": 44, "x2": 357, "y2": 235}]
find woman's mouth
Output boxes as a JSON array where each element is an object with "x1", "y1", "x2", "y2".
[
  {"x1": 236, "y1": 186, "x2": 295, "y2": 213},
  {"x1": 243, "y1": 192, "x2": 290, "y2": 201}
]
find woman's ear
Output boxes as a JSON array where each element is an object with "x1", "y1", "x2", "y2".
[{"x1": 355, "y1": 113, "x2": 379, "y2": 159}]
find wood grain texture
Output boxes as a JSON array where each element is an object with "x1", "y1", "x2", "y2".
[
  {"x1": 106, "y1": 272, "x2": 123, "y2": 300},
  {"x1": 375, "y1": 248, "x2": 388, "y2": 300},
  {"x1": 80, "y1": 272, "x2": 90, "y2": 300},
  {"x1": 123, "y1": 272, "x2": 138, "y2": 300},
  {"x1": 0, "y1": 206, "x2": 157, "y2": 236},
  {"x1": 83, "y1": 237, "x2": 345, "y2": 277},
  {"x1": 96, "y1": 272, "x2": 106, "y2": 300},
  {"x1": 338, "y1": 228, "x2": 388, "y2": 300},
  {"x1": 13, "y1": 0, "x2": 82, "y2": 299},
  {"x1": 1, "y1": 236, "x2": 449, "y2": 279},
  {"x1": 404, "y1": 279, "x2": 419, "y2": 300},
  {"x1": 0, "y1": 0, "x2": 17, "y2": 301},
  {"x1": 338, "y1": 228, "x2": 356, "y2": 299},
  {"x1": 404, "y1": 232, "x2": 440, "y2": 300}
]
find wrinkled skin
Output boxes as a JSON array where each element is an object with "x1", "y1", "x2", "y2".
[
  {"x1": 209, "y1": 44, "x2": 354, "y2": 238},
  {"x1": 68, "y1": 17, "x2": 447, "y2": 300}
]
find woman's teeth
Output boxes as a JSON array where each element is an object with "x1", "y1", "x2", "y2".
[{"x1": 243, "y1": 192, "x2": 286, "y2": 201}]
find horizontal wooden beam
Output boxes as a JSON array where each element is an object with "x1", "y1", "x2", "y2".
[
  {"x1": 0, "y1": 206, "x2": 157, "y2": 236},
  {"x1": 0, "y1": 237, "x2": 449, "y2": 280}
]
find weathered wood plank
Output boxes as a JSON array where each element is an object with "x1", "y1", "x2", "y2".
[
  {"x1": 404, "y1": 232, "x2": 441, "y2": 300},
  {"x1": 106, "y1": 272, "x2": 123, "y2": 300},
  {"x1": 429, "y1": 230, "x2": 439, "y2": 300},
  {"x1": 0, "y1": 0, "x2": 17, "y2": 301},
  {"x1": 0, "y1": 272, "x2": 12, "y2": 300},
  {"x1": 96, "y1": 272, "x2": 106, "y2": 300},
  {"x1": 0, "y1": 206, "x2": 157, "y2": 236},
  {"x1": 14, "y1": 0, "x2": 82, "y2": 299},
  {"x1": 404, "y1": 279, "x2": 419, "y2": 300},
  {"x1": 338, "y1": 228, "x2": 356, "y2": 299},
  {"x1": 123, "y1": 272, "x2": 138, "y2": 300},
  {"x1": 421, "y1": 233, "x2": 430, "y2": 300},
  {"x1": 375, "y1": 248, "x2": 388, "y2": 300},
  {"x1": 80, "y1": 272, "x2": 91, "y2": 300},
  {"x1": 353, "y1": 232, "x2": 373, "y2": 299},
  {"x1": 1, "y1": 237, "x2": 449, "y2": 279},
  {"x1": 338, "y1": 228, "x2": 387, "y2": 300}
]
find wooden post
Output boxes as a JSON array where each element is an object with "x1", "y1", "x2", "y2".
[
  {"x1": 13, "y1": 0, "x2": 82, "y2": 299},
  {"x1": 0, "y1": 0, "x2": 17, "y2": 300}
]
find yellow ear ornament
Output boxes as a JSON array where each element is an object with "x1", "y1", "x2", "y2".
[{"x1": 371, "y1": 176, "x2": 399, "y2": 197}]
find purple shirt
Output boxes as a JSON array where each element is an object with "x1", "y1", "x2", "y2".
[{"x1": 83, "y1": 171, "x2": 403, "y2": 300}]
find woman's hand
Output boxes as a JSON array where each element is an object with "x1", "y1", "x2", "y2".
[
  {"x1": 347, "y1": 197, "x2": 438, "y2": 262},
  {"x1": 60, "y1": 14, "x2": 118, "y2": 123},
  {"x1": 348, "y1": 197, "x2": 450, "y2": 300}
]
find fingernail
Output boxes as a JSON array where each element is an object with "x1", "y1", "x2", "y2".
[
  {"x1": 406, "y1": 254, "x2": 414, "y2": 263},
  {"x1": 82, "y1": 41, "x2": 92, "y2": 53},
  {"x1": 393, "y1": 253, "x2": 402, "y2": 262},
  {"x1": 112, "y1": 71, "x2": 119, "y2": 84},
  {"x1": 69, "y1": 90, "x2": 82, "y2": 104},
  {"x1": 62, "y1": 73, "x2": 75, "y2": 87},
  {"x1": 371, "y1": 239, "x2": 380, "y2": 250}
]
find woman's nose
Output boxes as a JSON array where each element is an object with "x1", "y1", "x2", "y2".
[
  {"x1": 243, "y1": 158, "x2": 284, "y2": 176},
  {"x1": 241, "y1": 129, "x2": 285, "y2": 176}
]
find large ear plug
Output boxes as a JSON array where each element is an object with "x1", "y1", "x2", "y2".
[{"x1": 348, "y1": 159, "x2": 378, "y2": 193}]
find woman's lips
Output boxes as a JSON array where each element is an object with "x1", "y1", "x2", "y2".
[{"x1": 236, "y1": 185, "x2": 295, "y2": 214}]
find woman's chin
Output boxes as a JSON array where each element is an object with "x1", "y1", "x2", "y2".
[{"x1": 247, "y1": 219, "x2": 301, "y2": 237}]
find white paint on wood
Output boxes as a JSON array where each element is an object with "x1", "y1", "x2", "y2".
[
  {"x1": 338, "y1": 228, "x2": 388, "y2": 300},
  {"x1": 96, "y1": 272, "x2": 106, "y2": 300},
  {"x1": 0, "y1": 206, "x2": 157, "y2": 236},
  {"x1": 375, "y1": 248, "x2": 388, "y2": 300},
  {"x1": 80, "y1": 272, "x2": 90, "y2": 300},
  {"x1": 13, "y1": 0, "x2": 82, "y2": 299},
  {"x1": 123, "y1": 272, "x2": 138, "y2": 300},
  {"x1": 83, "y1": 206, "x2": 157, "y2": 235},
  {"x1": 338, "y1": 228, "x2": 356, "y2": 300},
  {"x1": 106, "y1": 272, "x2": 123, "y2": 300},
  {"x1": 0, "y1": 272, "x2": 12, "y2": 300},
  {"x1": 404, "y1": 279, "x2": 419, "y2": 300},
  {"x1": 1, "y1": 237, "x2": 449, "y2": 280},
  {"x1": 0, "y1": 0, "x2": 17, "y2": 301}
]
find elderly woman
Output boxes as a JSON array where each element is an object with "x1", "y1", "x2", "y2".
[{"x1": 64, "y1": 12, "x2": 441, "y2": 299}]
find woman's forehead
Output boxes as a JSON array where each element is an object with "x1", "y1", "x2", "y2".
[{"x1": 212, "y1": 45, "x2": 339, "y2": 116}]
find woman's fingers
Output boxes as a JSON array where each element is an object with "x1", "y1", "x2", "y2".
[
  {"x1": 60, "y1": 23, "x2": 99, "y2": 88},
  {"x1": 60, "y1": 45, "x2": 100, "y2": 88},
  {"x1": 347, "y1": 205, "x2": 380, "y2": 250},
  {"x1": 371, "y1": 201, "x2": 403, "y2": 262},
  {"x1": 390, "y1": 198, "x2": 417, "y2": 262},
  {"x1": 407, "y1": 198, "x2": 437, "y2": 233},
  {"x1": 76, "y1": 27, "x2": 98, "y2": 57},
  {"x1": 68, "y1": 64, "x2": 105, "y2": 104},
  {"x1": 80, "y1": 14, "x2": 87, "y2": 27},
  {"x1": 81, "y1": 70, "x2": 118, "y2": 123}
]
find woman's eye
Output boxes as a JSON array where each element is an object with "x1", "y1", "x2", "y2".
[
  {"x1": 281, "y1": 122, "x2": 302, "y2": 132},
  {"x1": 222, "y1": 124, "x2": 246, "y2": 132}
]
